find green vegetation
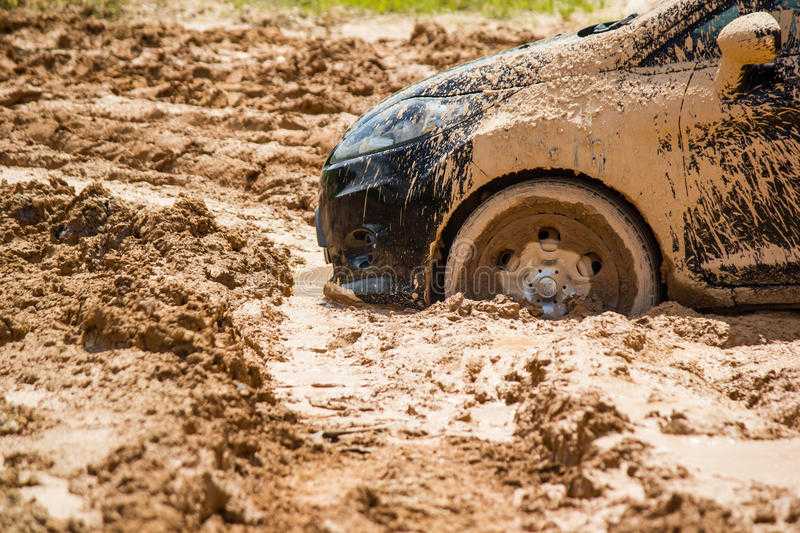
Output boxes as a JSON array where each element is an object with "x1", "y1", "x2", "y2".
[
  {"x1": 0, "y1": 0, "x2": 603, "y2": 18},
  {"x1": 231, "y1": 0, "x2": 605, "y2": 18},
  {"x1": 0, "y1": 0, "x2": 124, "y2": 15}
]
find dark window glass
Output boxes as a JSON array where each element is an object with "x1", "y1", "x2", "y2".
[{"x1": 643, "y1": 4, "x2": 741, "y2": 66}]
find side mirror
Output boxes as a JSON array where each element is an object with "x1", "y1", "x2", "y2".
[{"x1": 715, "y1": 12, "x2": 781, "y2": 98}]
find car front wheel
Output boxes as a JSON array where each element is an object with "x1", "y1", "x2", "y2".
[{"x1": 444, "y1": 179, "x2": 660, "y2": 318}]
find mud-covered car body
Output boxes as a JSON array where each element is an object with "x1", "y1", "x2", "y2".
[{"x1": 317, "y1": 0, "x2": 800, "y2": 309}]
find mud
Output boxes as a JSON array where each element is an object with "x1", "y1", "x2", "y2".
[
  {"x1": 2, "y1": 2, "x2": 800, "y2": 531},
  {"x1": 283, "y1": 281, "x2": 800, "y2": 530},
  {"x1": 0, "y1": 177, "x2": 304, "y2": 529}
]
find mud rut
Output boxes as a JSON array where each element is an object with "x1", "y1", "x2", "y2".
[{"x1": 272, "y1": 217, "x2": 800, "y2": 532}]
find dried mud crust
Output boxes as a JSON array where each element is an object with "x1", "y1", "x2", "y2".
[{"x1": 0, "y1": 8, "x2": 538, "y2": 224}]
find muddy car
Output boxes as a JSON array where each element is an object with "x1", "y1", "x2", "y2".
[{"x1": 317, "y1": 0, "x2": 800, "y2": 317}]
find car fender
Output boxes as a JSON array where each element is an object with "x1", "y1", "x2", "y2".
[{"x1": 426, "y1": 80, "x2": 736, "y2": 308}]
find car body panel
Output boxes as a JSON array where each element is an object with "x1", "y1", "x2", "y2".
[
  {"x1": 317, "y1": 0, "x2": 800, "y2": 309},
  {"x1": 680, "y1": 56, "x2": 800, "y2": 287}
]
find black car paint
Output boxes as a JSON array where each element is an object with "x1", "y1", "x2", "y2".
[{"x1": 318, "y1": 115, "x2": 481, "y2": 305}]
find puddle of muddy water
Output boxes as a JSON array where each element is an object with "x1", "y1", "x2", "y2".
[{"x1": 642, "y1": 429, "x2": 800, "y2": 492}]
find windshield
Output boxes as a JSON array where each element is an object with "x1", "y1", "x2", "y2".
[{"x1": 577, "y1": 13, "x2": 639, "y2": 37}]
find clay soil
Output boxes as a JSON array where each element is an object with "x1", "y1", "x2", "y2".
[{"x1": 1, "y1": 3, "x2": 800, "y2": 532}]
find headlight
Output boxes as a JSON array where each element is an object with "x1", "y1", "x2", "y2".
[{"x1": 329, "y1": 93, "x2": 499, "y2": 164}]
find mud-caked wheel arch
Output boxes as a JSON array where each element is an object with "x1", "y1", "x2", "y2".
[{"x1": 444, "y1": 179, "x2": 661, "y2": 316}]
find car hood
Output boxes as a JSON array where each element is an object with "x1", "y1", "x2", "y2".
[
  {"x1": 340, "y1": 32, "x2": 587, "y2": 138},
  {"x1": 409, "y1": 32, "x2": 581, "y2": 97},
  {"x1": 331, "y1": 24, "x2": 631, "y2": 161}
]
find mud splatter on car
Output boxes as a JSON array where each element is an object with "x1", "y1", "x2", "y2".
[{"x1": 318, "y1": 0, "x2": 800, "y2": 315}]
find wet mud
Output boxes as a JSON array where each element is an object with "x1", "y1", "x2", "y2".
[{"x1": 1, "y1": 3, "x2": 800, "y2": 532}]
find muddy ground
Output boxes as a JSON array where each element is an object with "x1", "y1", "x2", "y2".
[{"x1": 1, "y1": 2, "x2": 800, "y2": 531}]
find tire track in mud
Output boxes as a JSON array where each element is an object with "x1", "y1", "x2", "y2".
[{"x1": 7, "y1": 161, "x2": 800, "y2": 530}]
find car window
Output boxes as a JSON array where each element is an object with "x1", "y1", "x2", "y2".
[
  {"x1": 768, "y1": 0, "x2": 799, "y2": 54},
  {"x1": 642, "y1": 3, "x2": 742, "y2": 67}
]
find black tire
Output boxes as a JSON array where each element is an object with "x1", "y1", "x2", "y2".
[{"x1": 444, "y1": 179, "x2": 660, "y2": 316}]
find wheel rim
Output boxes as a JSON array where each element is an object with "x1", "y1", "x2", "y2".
[{"x1": 455, "y1": 213, "x2": 622, "y2": 318}]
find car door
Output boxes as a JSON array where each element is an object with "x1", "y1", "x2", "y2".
[{"x1": 678, "y1": 0, "x2": 800, "y2": 287}]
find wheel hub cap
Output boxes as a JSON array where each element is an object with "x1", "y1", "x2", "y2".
[
  {"x1": 517, "y1": 265, "x2": 579, "y2": 318},
  {"x1": 533, "y1": 276, "x2": 558, "y2": 299},
  {"x1": 489, "y1": 222, "x2": 611, "y2": 319}
]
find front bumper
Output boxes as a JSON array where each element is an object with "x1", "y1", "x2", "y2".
[{"x1": 316, "y1": 122, "x2": 478, "y2": 306}]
